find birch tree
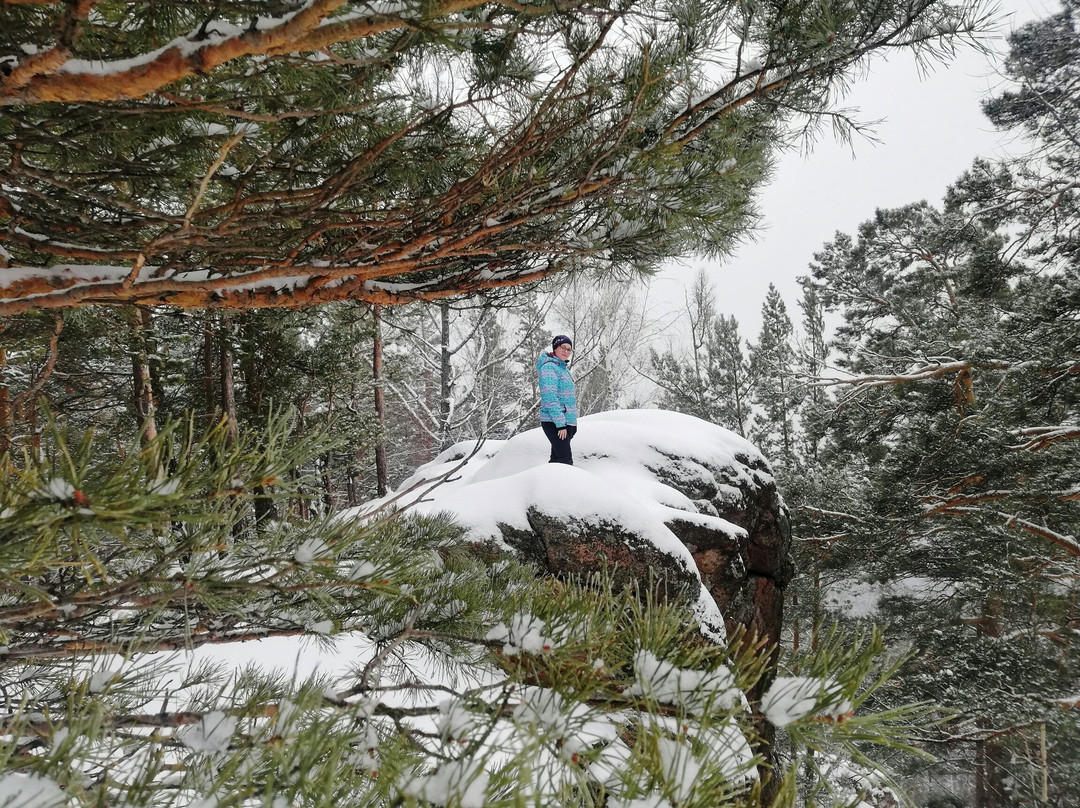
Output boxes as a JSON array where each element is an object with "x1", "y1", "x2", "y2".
[{"x1": 648, "y1": 269, "x2": 753, "y2": 436}]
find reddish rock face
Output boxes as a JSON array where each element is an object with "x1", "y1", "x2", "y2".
[
  {"x1": 496, "y1": 510, "x2": 725, "y2": 641},
  {"x1": 490, "y1": 432, "x2": 793, "y2": 658},
  {"x1": 658, "y1": 450, "x2": 793, "y2": 651},
  {"x1": 481, "y1": 424, "x2": 793, "y2": 793}
]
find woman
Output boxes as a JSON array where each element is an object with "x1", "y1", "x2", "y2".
[{"x1": 536, "y1": 335, "x2": 578, "y2": 465}]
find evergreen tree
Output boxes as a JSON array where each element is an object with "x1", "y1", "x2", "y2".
[
  {"x1": 801, "y1": 191, "x2": 1080, "y2": 806},
  {"x1": 980, "y1": 0, "x2": 1080, "y2": 261},
  {"x1": 749, "y1": 285, "x2": 799, "y2": 467},
  {"x1": 794, "y1": 279, "x2": 831, "y2": 466},
  {"x1": 710, "y1": 314, "x2": 755, "y2": 439},
  {"x1": 762, "y1": 6, "x2": 1080, "y2": 802}
]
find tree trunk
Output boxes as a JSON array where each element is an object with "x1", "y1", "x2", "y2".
[
  {"x1": 975, "y1": 738, "x2": 989, "y2": 808},
  {"x1": 322, "y1": 387, "x2": 335, "y2": 510},
  {"x1": 291, "y1": 466, "x2": 309, "y2": 521},
  {"x1": 322, "y1": 452, "x2": 334, "y2": 511},
  {"x1": 220, "y1": 315, "x2": 238, "y2": 444},
  {"x1": 975, "y1": 735, "x2": 1012, "y2": 808},
  {"x1": 346, "y1": 464, "x2": 358, "y2": 507},
  {"x1": 27, "y1": 396, "x2": 39, "y2": 457},
  {"x1": 219, "y1": 315, "x2": 245, "y2": 546},
  {"x1": 0, "y1": 342, "x2": 10, "y2": 456},
  {"x1": 372, "y1": 305, "x2": 388, "y2": 497},
  {"x1": 732, "y1": 369, "x2": 748, "y2": 438},
  {"x1": 791, "y1": 591, "x2": 800, "y2": 657},
  {"x1": 1039, "y1": 723, "x2": 1049, "y2": 806},
  {"x1": 240, "y1": 315, "x2": 267, "y2": 419},
  {"x1": 439, "y1": 303, "x2": 452, "y2": 451},
  {"x1": 142, "y1": 307, "x2": 167, "y2": 426},
  {"x1": 127, "y1": 307, "x2": 158, "y2": 445},
  {"x1": 202, "y1": 315, "x2": 218, "y2": 426}
]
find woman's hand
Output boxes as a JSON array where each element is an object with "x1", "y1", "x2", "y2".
[{"x1": 558, "y1": 428, "x2": 567, "y2": 440}]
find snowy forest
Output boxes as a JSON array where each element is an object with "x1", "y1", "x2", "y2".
[{"x1": 1, "y1": 0, "x2": 1078, "y2": 807}]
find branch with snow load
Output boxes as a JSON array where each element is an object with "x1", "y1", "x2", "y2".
[
  {"x1": 0, "y1": 0, "x2": 486, "y2": 105},
  {"x1": 0, "y1": 260, "x2": 558, "y2": 316},
  {"x1": 815, "y1": 358, "x2": 1014, "y2": 394},
  {"x1": 1012, "y1": 424, "x2": 1080, "y2": 452},
  {"x1": 0, "y1": 0, "x2": 995, "y2": 312}
]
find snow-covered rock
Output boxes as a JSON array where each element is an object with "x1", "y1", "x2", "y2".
[{"x1": 354, "y1": 410, "x2": 792, "y2": 648}]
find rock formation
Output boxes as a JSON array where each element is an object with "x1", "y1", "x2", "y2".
[{"x1": 368, "y1": 409, "x2": 793, "y2": 655}]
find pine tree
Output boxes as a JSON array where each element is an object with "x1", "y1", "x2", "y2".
[
  {"x1": 794, "y1": 280, "x2": 831, "y2": 466},
  {"x1": 710, "y1": 314, "x2": 755, "y2": 439},
  {"x1": 762, "y1": 7, "x2": 1080, "y2": 801},
  {"x1": 749, "y1": 285, "x2": 799, "y2": 468},
  {"x1": 0, "y1": 415, "x2": 942, "y2": 808},
  {"x1": 980, "y1": 0, "x2": 1080, "y2": 256},
  {"x1": 801, "y1": 191, "x2": 1080, "y2": 805}
]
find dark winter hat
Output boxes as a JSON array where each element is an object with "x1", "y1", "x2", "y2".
[{"x1": 552, "y1": 335, "x2": 573, "y2": 350}]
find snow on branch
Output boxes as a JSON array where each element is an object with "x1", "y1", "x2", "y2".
[
  {"x1": 1011, "y1": 425, "x2": 1080, "y2": 452},
  {"x1": 795, "y1": 505, "x2": 861, "y2": 522},
  {"x1": 995, "y1": 512, "x2": 1080, "y2": 557},
  {"x1": 815, "y1": 359, "x2": 1014, "y2": 394},
  {"x1": 1, "y1": 0, "x2": 439, "y2": 105},
  {"x1": 0, "y1": 0, "x2": 1002, "y2": 314}
]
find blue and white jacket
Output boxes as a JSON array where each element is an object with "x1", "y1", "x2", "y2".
[{"x1": 536, "y1": 352, "x2": 578, "y2": 427}]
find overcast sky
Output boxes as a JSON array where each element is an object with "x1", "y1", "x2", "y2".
[{"x1": 650, "y1": 0, "x2": 1056, "y2": 340}]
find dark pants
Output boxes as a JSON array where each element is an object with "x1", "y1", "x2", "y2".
[{"x1": 541, "y1": 422, "x2": 577, "y2": 465}]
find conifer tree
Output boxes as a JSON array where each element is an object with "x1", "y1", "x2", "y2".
[
  {"x1": 980, "y1": 0, "x2": 1080, "y2": 251},
  {"x1": 748, "y1": 6, "x2": 1080, "y2": 801},
  {"x1": 0, "y1": 414, "x2": 943, "y2": 808},
  {"x1": 794, "y1": 280, "x2": 831, "y2": 466},
  {"x1": 749, "y1": 285, "x2": 799, "y2": 467},
  {"x1": 0, "y1": 3, "x2": 1030, "y2": 804},
  {"x1": 801, "y1": 191, "x2": 1080, "y2": 805},
  {"x1": 710, "y1": 314, "x2": 755, "y2": 439}
]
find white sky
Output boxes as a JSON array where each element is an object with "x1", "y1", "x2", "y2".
[{"x1": 652, "y1": 0, "x2": 1056, "y2": 340}]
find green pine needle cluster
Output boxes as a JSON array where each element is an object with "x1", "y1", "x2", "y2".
[{"x1": 0, "y1": 415, "x2": 945, "y2": 807}]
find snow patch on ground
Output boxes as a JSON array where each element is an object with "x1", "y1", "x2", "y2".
[{"x1": 0, "y1": 773, "x2": 67, "y2": 808}]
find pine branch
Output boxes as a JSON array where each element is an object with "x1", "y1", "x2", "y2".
[{"x1": 1011, "y1": 424, "x2": 1080, "y2": 452}]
